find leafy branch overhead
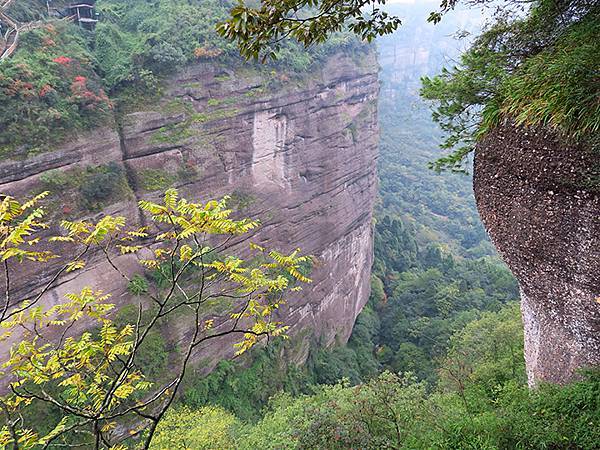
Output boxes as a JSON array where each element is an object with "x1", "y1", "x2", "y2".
[
  {"x1": 0, "y1": 189, "x2": 311, "y2": 448},
  {"x1": 217, "y1": 0, "x2": 405, "y2": 61},
  {"x1": 217, "y1": 0, "x2": 477, "y2": 61}
]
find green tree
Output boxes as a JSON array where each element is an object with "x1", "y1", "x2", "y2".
[
  {"x1": 150, "y1": 406, "x2": 240, "y2": 449},
  {"x1": 0, "y1": 190, "x2": 310, "y2": 448},
  {"x1": 234, "y1": 304, "x2": 599, "y2": 449},
  {"x1": 217, "y1": 0, "x2": 472, "y2": 60}
]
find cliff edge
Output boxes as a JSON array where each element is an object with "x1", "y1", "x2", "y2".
[{"x1": 474, "y1": 121, "x2": 600, "y2": 385}]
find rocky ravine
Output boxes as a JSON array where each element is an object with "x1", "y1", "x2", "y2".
[
  {"x1": 474, "y1": 120, "x2": 600, "y2": 386},
  {"x1": 0, "y1": 52, "x2": 379, "y2": 368}
]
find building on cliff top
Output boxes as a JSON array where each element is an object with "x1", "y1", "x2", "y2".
[{"x1": 69, "y1": 1, "x2": 97, "y2": 30}]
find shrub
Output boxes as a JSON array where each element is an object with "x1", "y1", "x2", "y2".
[
  {"x1": 138, "y1": 168, "x2": 177, "y2": 192},
  {"x1": 128, "y1": 274, "x2": 149, "y2": 296},
  {"x1": 151, "y1": 406, "x2": 241, "y2": 450},
  {"x1": 0, "y1": 23, "x2": 111, "y2": 156},
  {"x1": 39, "y1": 168, "x2": 71, "y2": 189},
  {"x1": 79, "y1": 162, "x2": 125, "y2": 209}
]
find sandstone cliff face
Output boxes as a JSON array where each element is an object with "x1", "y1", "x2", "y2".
[
  {"x1": 0, "y1": 52, "x2": 379, "y2": 366},
  {"x1": 474, "y1": 121, "x2": 600, "y2": 385}
]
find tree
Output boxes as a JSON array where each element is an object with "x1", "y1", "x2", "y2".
[
  {"x1": 150, "y1": 406, "x2": 240, "y2": 449},
  {"x1": 217, "y1": 0, "x2": 399, "y2": 61},
  {"x1": 0, "y1": 190, "x2": 310, "y2": 448},
  {"x1": 217, "y1": 0, "x2": 520, "y2": 61},
  {"x1": 437, "y1": 303, "x2": 526, "y2": 396}
]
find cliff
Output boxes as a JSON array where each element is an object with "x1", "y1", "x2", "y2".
[
  {"x1": 474, "y1": 121, "x2": 600, "y2": 385},
  {"x1": 0, "y1": 51, "x2": 379, "y2": 367}
]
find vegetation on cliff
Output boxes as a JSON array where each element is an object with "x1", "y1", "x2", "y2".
[
  {"x1": 420, "y1": 0, "x2": 600, "y2": 170},
  {"x1": 0, "y1": 0, "x2": 367, "y2": 156},
  {"x1": 223, "y1": 0, "x2": 599, "y2": 171}
]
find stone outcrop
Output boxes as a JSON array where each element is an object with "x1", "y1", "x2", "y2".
[
  {"x1": 474, "y1": 121, "x2": 600, "y2": 385},
  {"x1": 0, "y1": 52, "x2": 379, "y2": 367}
]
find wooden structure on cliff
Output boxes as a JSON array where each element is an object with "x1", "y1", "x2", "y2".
[{"x1": 69, "y1": 0, "x2": 97, "y2": 30}]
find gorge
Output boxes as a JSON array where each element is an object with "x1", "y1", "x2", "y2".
[{"x1": 0, "y1": 0, "x2": 599, "y2": 447}]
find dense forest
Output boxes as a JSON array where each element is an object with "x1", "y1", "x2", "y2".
[{"x1": 1, "y1": 0, "x2": 599, "y2": 448}]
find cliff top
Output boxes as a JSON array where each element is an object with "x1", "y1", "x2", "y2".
[{"x1": 0, "y1": 0, "x2": 369, "y2": 158}]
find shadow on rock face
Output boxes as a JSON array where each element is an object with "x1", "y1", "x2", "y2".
[{"x1": 473, "y1": 120, "x2": 600, "y2": 386}]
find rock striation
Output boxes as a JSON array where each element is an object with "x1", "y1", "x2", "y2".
[
  {"x1": 0, "y1": 52, "x2": 379, "y2": 367},
  {"x1": 474, "y1": 121, "x2": 600, "y2": 385}
]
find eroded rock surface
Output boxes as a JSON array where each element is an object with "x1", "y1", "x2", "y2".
[
  {"x1": 474, "y1": 121, "x2": 600, "y2": 385},
  {"x1": 0, "y1": 52, "x2": 379, "y2": 367}
]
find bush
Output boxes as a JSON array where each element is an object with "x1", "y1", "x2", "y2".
[
  {"x1": 237, "y1": 305, "x2": 600, "y2": 449},
  {"x1": 39, "y1": 169, "x2": 71, "y2": 190},
  {"x1": 0, "y1": 0, "x2": 367, "y2": 156},
  {"x1": 79, "y1": 162, "x2": 126, "y2": 210},
  {"x1": 128, "y1": 274, "x2": 149, "y2": 295},
  {"x1": 0, "y1": 23, "x2": 111, "y2": 156},
  {"x1": 138, "y1": 168, "x2": 177, "y2": 192}
]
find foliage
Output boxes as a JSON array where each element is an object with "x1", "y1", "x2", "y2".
[
  {"x1": 420, "y1": 43, "x2": 508, "y2": 172},
  {"x1": 127, "y1": 274, "x2": 149, "y2": 296},
  {"x1": 218, "y1": 0, "x2": 400, "y2": 61},
  {"x1": 150, "y1": 406, "x2": 241, "y2": 449},
  {"x1": 0, "y1": 190, "x2": 310, "y2": 447},
  {"x1": 0, "y1": 23, "x2": 112, "y2": 156},
  {"x1": 137, "y1": 169, "x2": 177, "y2": 192},
  {"x1": 313, "y1": 303, "x2": 381, "y2": 385},
  {"x1": 376, "y1": 92, "x2": 493, "y2": 256},
  {"x1": 438, "y1": 303, "x2": 526, "y2": 393},
  {"x1": 163, "y1": 304, "x2": 600, "y2": 449},
  {"x1": 182, "y1": 343, "x2": 315, "y2": 422},
  {"x1": 241, "y1": 372, "x2": 430, "y2": 450},
  {"x1": 420, "y1": 1, "x2": 600, "y2": 170},
  {"x1": 79, "y1": 162, "x2": 128, "y2": 210},
  {"x1": 0, "y1": 0, "x2": 368, "y2": 156},
  {"x1": 94, "y1": 0, "x2": 238, "y2": 92},
  {"x1": 0, "y1": 288, "x2": 147, "y2": 448},
  {"x1": 488, "y1": 13, "x2": 600, "y2": 140},
  {"x1": 219, "y1": 305, "x2": 600, "y2": 450},
  {"x1": 38, "y1": 169, "x2": 72, "y2": 190}
]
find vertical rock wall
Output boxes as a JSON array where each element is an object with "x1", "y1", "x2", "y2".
[{"x1": 0, "y1": 52, "x2": 379, "y2": 366}]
